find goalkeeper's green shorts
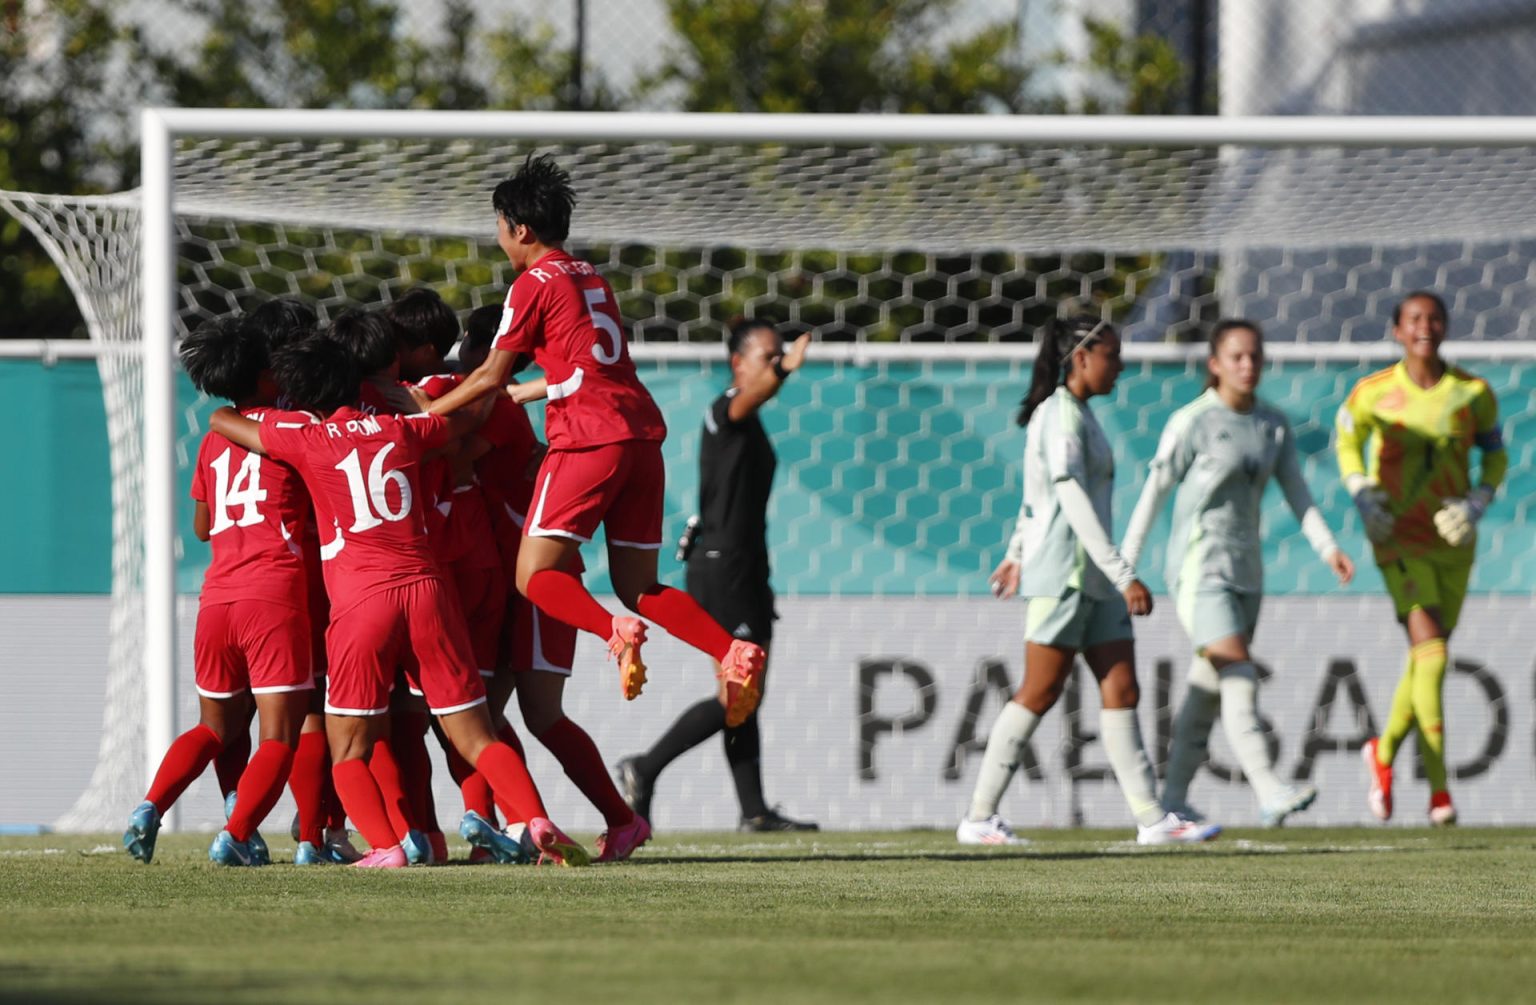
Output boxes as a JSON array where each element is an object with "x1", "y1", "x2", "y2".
[{"x1": 1379, "y1": 551, "x2": 1474, "y2": 633}]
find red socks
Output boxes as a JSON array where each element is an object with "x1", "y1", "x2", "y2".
[
  {"x1": 446, "y1": 746, "x2": 496, "y2": 821},
  {"x1": 538, "y1": 717, "x2": 634, "y2": 827},
  {"x1": 332, "y1": 758, "x2": 399, "y2": 851},
  {"x1": 524, "y1": 570, "x2": 738, "y2": 663},
  {"x1": 213, "y1": 727, "x2": 252, "y2": 797},
  {"x1": 368, "y1": 738, "x2": 416, "y2": 840},
  {"x1": 524, "y1": 569, "x2": 615, "y2": 640},
  {"x1": 636, "y1": 585, "x2": 735, "y2": 662},
  {"x1": 145, "y1": 724, "x2": 223, "y2": 814},
  {"x1": 226, "y1": 740, "x2": 294, "y2": 842},
  {"x1": 392, "y1": 711, "x2": 437, "y2": 834},
  {"x1": 475, "y1": 740, "x2": 548, "y2": 823},
  {"x1": 288, "y1": 730, "x2": 329, "y2": 846}
]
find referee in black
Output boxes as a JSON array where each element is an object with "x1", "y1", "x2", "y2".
[{"x1": 617, "y1": 317, "x2": 817, "y2": 832}]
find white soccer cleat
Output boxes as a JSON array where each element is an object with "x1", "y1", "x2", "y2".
[
  {"x1": 1362, "y1": 737, "x2": 1393, "y2": 822},
  {"x1": 955, "y1": 814, "x2": 1030, "y2": 846},
  {"x1": 1136, "y1": 811, "x2": 1221, "y2": 846},
  {"x1": 1161, "y1": 801, "x2": 1207, "y2": 824},
  {"x1": 1429, "y1": 792, "x2": 1457, "y2": 827},
  {"x1": 1260, "y1": 785, "x2": 1319, "y2": 828}
]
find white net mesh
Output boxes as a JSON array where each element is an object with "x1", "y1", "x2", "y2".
[
  {"x1": 0, "y1": 191, "x2": 143, "y2": 830},
  {"x1": 9, "y1": 119, "x2": 1536, "y2": 830}
]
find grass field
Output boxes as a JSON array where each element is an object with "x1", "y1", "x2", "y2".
[{"x1": 2, "y1": 828, "x2": 1534, "y2": 1004}]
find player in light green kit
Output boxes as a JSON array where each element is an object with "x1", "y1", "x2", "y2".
[
  {"x1": 1121, "y1": 320, "x2": 1355, "y2": 827},
  {"x1": 957, "y1": 315, "x2": 1219, "y2": 846}
]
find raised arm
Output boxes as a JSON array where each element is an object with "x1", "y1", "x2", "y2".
[
  {"x1": 209, "y1": 406, "x2": 269, "y2": 456},
  {"x1": 427, "y1": 347, "x2": 515, "y2": 417},
  {"x1": 728, "y1": 333, "x2": 810, "y2": 422}
]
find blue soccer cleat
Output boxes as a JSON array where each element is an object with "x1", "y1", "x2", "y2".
[
  {"x1": 208, "y1": 829, "x2": 257, "y2": 866},
  {"x1": 293, "y1": 841, "x2": 331, "y2": 865},
  {"x1": 402, "y1": 828, "x2": 432, "y2": 866},
  {"x1": 123, "y1": 801, "x2": 162, "y2": 864},
  {"x1": 223, "y1": 791, "x2": 270, "y2": 865},
  {"x1": 460, "y1": 811, "x2": 532, "y2": 864}
]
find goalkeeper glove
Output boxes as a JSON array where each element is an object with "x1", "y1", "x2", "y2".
[
  {"x1": 1344, "y1": 473, "x2": 1395, "y2": 544},
  {"x1": 1434, "y1": 485, "x2": 1495, "y2": 547}
]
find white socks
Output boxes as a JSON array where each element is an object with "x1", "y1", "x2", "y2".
[
  {"x1": 1219, "y1": 662, "x2": 1287, "y2": 807},
  {"x1": 1100, "y1": 707, "x2": 1165, "y2": 827},
  {"x1": 967, "y1": 700, "x2": 1041, "y2": 821},
  {"x1": 1162, "y1": 657, "x2": 1220, "y2": 809}
]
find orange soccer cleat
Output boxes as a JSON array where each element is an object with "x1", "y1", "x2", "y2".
[
  {"x1": 718, "y1": 639, "x2": 767, "y2": 728},
  {"x1": 608, "y1": 616, "x2": 649, "y2": 700}
]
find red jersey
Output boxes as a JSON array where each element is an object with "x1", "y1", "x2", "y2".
[
  {"x1": 415, "y1": 373, "x2": 500, "y2": 569},
  {"x1": 189, "y1": 407, "x2": 314, "y2": 611},
  {"x1": 493, "y1": 248, "x2": 666, "y2": 449},
  {"x1": 258, "y1": 406, "x2": 451, "y2": 617}
]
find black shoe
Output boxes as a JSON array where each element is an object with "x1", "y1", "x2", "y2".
[
  {"x1": 739, "y1": 808, "x2": 819, "y2": 833},
  {"x1": 615, "y1": 757, "x2": 654, "y2": 822}
]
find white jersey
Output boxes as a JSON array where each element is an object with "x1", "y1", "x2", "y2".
[
  {"x1": 1006, "y1": 385, "x2": 1121, "y2": 600},
  {"x1": 1122, "y1": 388, "x2": 1338, "y2": 595}
]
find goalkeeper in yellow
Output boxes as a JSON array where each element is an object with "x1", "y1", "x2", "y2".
[{"x1": 1336, "y1": 291, "x2": 1505, "y2": 826}]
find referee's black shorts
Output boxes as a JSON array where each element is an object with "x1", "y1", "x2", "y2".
[{"x1": 685, "y1": 550, "x2": 777, "y2": 647}]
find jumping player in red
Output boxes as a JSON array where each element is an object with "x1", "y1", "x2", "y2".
[
  {"x1": 446, "y1": 307, "x2": 649, "y2": 862},
  {"x1": 209, "y1": 335, "x2": 588, "y2": 867},
  {"x1": 124, "y1": 317, "x2": 314, "y2": 866},
  {"x1": 426, "y1": 159, "x2": 768, "y2": 849}
]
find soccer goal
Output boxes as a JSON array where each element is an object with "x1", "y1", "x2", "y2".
[{"x1": 9, "y1": 111, "x2": 1536, "y2": 831}]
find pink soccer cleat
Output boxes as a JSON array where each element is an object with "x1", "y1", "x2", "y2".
[
  {"x1": 352, "y1": 844, "x2": 408, "y2": 869},
  {"x1": 596, "y1": 814, "x2": 653, "y2": 863},
  {"x1": 528, "y1": 817, "x2": 591, "y2": 868},
  {"x1": 718, "y1": 640, "x2": 766, "y2": 728},
  {"x1": 609, "y1": 617, "x2": 649, "y2": 700}
]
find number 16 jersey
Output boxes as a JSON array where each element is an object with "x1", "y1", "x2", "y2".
[
  {"x1": 259, "y1": 406, "x2": 451, "y2": 617},
  {"x1": 494, "y1": 248, "x2": 666, "y2": 450}
]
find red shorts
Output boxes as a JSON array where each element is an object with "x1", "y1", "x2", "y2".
[
  {"x1": 324, "y1": 577, "x2": 486, "y2": 716},
  {"x1": 525, "y1": 441, "x2": 664, "y2": 548},
  {"x1": 505, "y1": 592, "x2": 579, "y2": 676},
  {"x1": 447, "y1": 557, "x2": 507, "y2": 676},
  {"x1": 194, "y1": 599, "x2": 313, "y2": 699}
]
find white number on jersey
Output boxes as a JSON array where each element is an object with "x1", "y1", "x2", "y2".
[
  {"x1": 584, "y1": 287, "x2": 623, "y2": 365},
  {"x1": 208, "y1": 448, "x2": 268, "y2": 535},
  {"x1": 335, "y1": 443, "x2": 412, "y2": 532}
]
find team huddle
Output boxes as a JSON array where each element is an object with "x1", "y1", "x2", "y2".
[
  {"x1": 122, "y1": 150, "x2": 1503, "y2": 866},
  {"x1": 959, "y1": 294, "x2": 1504, "y2": 845},
  {"x1": 123, "y1": 155, "x2": 767, "y2": 868}
]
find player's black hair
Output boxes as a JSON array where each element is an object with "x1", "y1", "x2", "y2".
[
  {"x1": 271, "y1": 336, "x2": 360, "y2": 414},
  {"x1": 492, "y1": 153, "x2": 575, "y2": 244},
  {"x1": 1204, "y1": 318, "x2": 1264, "y2": 390},
  {"x1": 323, "y1": 308, "x2": 398, "y2": 376},
  {"x1": 1017, "y1": 314, "x2": 1113, "y2": 427},
  {"x1": 462, "y1": 304, "x2": 503, "y2": 353},
  {"x1": 246, "y1": 296, "x2": 318, "y2": 354},
  {"x1": 1391, "y1": 290, "x2": 1449, "y2": 327},
  {"x1": 179, "y1": 316, "x2": 266, "y2": 402},
  {"x1": 461, "y1": 303, "x2": 533, "y2": 374},
  {"x1": 726, "y1": 316, "x2": 777, "y2": 361},
  {"x1": 387, "y1": 287, "x2": 460, "y2": 358}
]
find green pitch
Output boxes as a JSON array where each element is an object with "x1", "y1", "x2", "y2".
[{"x1": 2, "y1": 828, "x2": 1534, "y2": 1004}]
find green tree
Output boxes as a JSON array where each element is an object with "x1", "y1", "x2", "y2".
[{"x1": 650, "y1": 0, "x2": 1038, "y2": 114}]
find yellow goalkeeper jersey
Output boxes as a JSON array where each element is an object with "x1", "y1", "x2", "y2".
[{"x1": 1336, "y1": 361, "x2": 1505, "y2": 563}]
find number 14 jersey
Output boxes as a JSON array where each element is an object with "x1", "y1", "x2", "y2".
[
  {"x1": 259, "y1": 406, "x2": 451, "y2": 617},
  {"x1": 190, "y1": 406, "x2": 314, "y2": 611},
  {"x1": 493, "y1": 248, "x2": 666, "y2": 450}
]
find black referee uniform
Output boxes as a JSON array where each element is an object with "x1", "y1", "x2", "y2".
[{"x1": 686, "y1": 386, "x2": 778, "y2": 645}]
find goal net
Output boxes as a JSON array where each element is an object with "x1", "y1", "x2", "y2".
[{"x1": 8, "y1": 112, "x2": 1536, "y2": 832}]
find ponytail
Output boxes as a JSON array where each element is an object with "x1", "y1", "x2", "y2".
[{"x1": 1017, "y1": 314, "x2": 1113, "y2": 426}]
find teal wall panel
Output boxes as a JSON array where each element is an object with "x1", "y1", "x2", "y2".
[{"x1": 8, "y1": 355, "x2": 1534, "y2": 598}]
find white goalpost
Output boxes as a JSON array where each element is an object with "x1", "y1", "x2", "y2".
[{"x1": 10, "y1": 110, "x2": 1536, "y2": 831}]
